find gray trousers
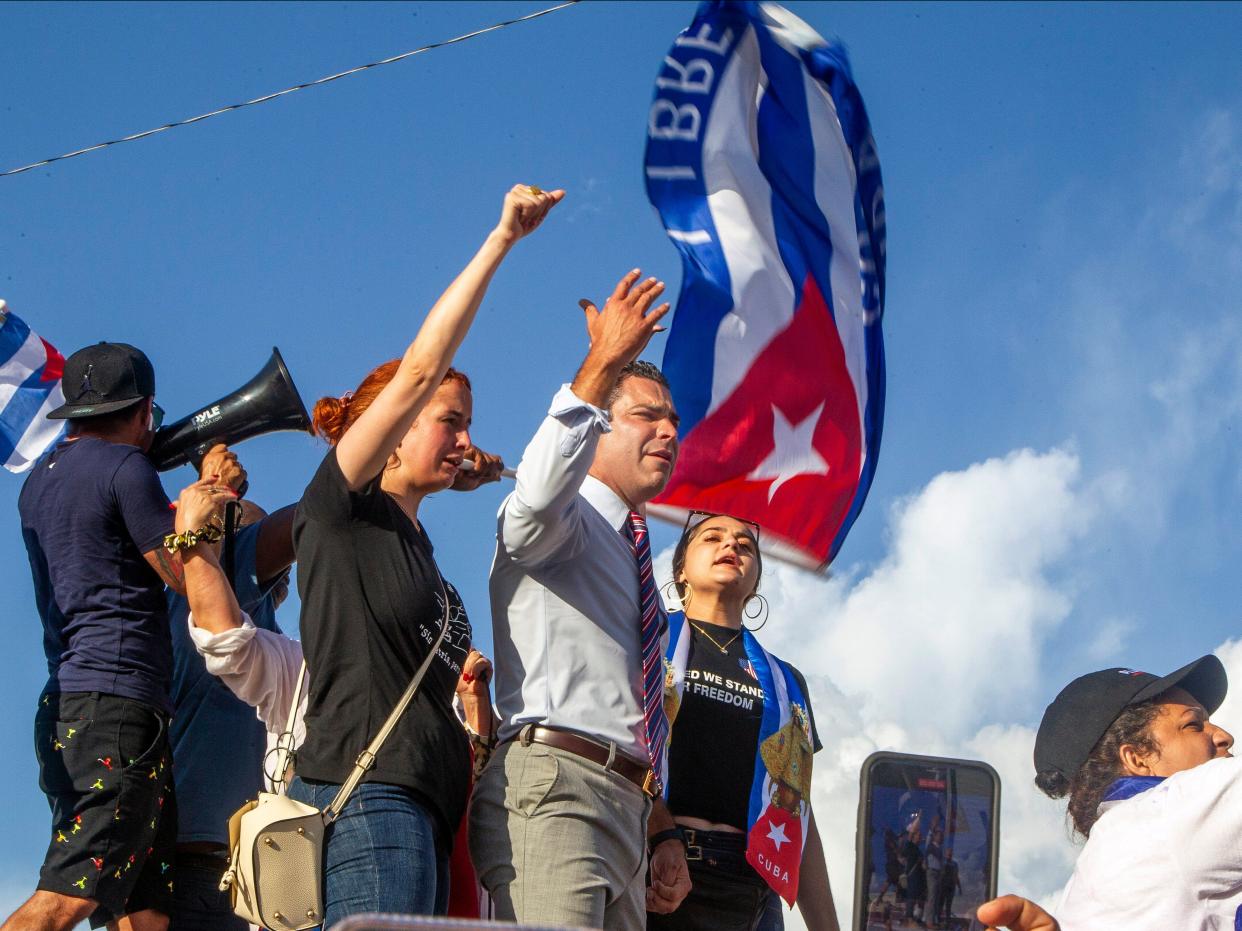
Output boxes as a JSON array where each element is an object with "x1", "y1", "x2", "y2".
[{"x1": 468, "y1": 736, "x2": 652, "y2": 930}]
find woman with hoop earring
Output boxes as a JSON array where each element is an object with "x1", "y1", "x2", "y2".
[{"x1": 649, "y1": 511, "x2": 839, "y2": 931}]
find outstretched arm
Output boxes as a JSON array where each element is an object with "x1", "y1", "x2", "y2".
[
  {"x1": 335, "y1": 184, "x2": 564, "y2": 490},
  {"x1": 571, "y1": 270, "x2": 669, "y2": 406},
  {"x1": 500, "y1": 270, "x2": 670, "y2": 565}
]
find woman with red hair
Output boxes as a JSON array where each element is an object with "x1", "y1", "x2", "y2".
[{"x1": 287, "y1": 184, "x2": 562, "y2": 926}]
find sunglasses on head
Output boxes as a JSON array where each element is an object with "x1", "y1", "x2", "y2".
[
  {"x1": 151, "y1": 402, "x2": 165, "y2": 431},
  {"x1": 681, "y1": 508, "x2": 762, "y2": 545}
]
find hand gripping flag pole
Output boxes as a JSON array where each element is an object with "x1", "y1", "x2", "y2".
[{"x1": 642, "y1": 1, "x2": 887, "y2": 573}]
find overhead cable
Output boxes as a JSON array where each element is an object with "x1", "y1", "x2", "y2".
[{"x1": 1, "y1": 1, "x2": 581, "y2": 178}]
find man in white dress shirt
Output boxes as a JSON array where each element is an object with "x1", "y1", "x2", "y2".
[{"x1": 469, "y1": 269, "x2": 691, "y2": 929}]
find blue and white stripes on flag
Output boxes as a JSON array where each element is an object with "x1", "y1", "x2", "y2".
[
  {"x1": 645, "y1": 1, "x2": 886, "y2": 570},
  {"x1": 0, "y1": 301, "x2": 66, "y2": 473}
]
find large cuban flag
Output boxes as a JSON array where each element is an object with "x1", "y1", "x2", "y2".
[
  {"x1": 0, "y1": 300, "x2": 66, "y2": 473},
  {"x1": 645, "y1": 1, "x2": 886, "y2": 571}
]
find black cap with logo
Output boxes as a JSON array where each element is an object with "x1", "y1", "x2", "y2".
[
  {"x1": 47, "y1": 342, "x2": 156, "y2": 420},
  {"x1": 1033, "y1": 654, "x2": 1228, "y2": 782}
]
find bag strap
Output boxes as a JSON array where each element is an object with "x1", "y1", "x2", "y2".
[
  {"x1": 322, "y1": 574, "x2": 452, "y2": 824},
  {"x1": 268, "y1": 659, "x2": 309, "y2": 795}
]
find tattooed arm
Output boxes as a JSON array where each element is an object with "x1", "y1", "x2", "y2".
[{"x1": 144, "y1": 546, "x2": 186, "y2": 595}]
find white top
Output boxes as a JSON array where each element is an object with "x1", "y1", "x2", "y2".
[
  {"x1": 489, "y1": 384, "x2": 647, "y2": 758},
  {"x1": 186, "y1": 611, "x2": 306, "y2": 767},
  {"x1": 1057, "y1": 756, "x2": 1242, "y2": 930},
  {"x1": 188, "y1": 613, "x2": 477, "y2": 784}
]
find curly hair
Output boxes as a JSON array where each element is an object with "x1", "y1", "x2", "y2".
[
  {"x1": 1035, "y1": 699, "x2": 1163, "y2": 838},
  {"x1": 312, "y1": 360, "x2": 471, "y2": 446}
]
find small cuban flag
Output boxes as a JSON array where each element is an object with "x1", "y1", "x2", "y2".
[
  {"x1": 644, "y1": 1, "x2": 886, "y2": 571},
  {"x1": 0, "y1": 300, "x2": 67, "y2": 473}
]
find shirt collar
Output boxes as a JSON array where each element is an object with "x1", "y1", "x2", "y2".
[
  {"x1": 1097, "y1": 775, "x2": 1164, "y2": 815},
  {"x1": 581, "y1": 475, "x2": 633, "y2": 531}
]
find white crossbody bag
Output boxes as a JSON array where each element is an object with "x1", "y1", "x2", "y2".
[{"x1": 219, "y1": 580, "x2": 452, "y2": 930}]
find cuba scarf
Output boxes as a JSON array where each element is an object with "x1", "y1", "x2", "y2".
[{"x1": 663, "y1": 611, "x2": 814, "y2": 905}]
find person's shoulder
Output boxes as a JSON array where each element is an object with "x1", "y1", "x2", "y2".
[
  {"x1": 36, "y1": 437, "x2": 153, "y2": 492},
  {"x1": 70, "y1": 434, "x2": 143, "y2": 461},
  {"x1": 86, "y1": 437, "x2": 156, "y2": 479},
  {"x1": 1163, "y1": 755, "x2": 1242, "y2": 802},
  {"x1": 772, "y1": 651, "x2": 813, "y2": 699},
  {"x1": 300, "y1": 446, "x2": 382, "y2": 519}
]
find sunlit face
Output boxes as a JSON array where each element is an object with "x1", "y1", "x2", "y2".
[
  {"x1": 391, "y1": 379, "x2": 472, "y2": 493},
  {"x1": 591, "y1": 377, "x2": 679, "y2": 507},
  {"x1": 1123, "y1": 686, "x2": 1234, "y2": 777},
  {"x1": 678, "y1": 516, "x2": 760, "y2": 599}
]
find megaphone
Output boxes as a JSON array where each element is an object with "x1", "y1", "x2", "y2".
[{"x1": 149, "y1": 347, "x2": 313, "y2": 474}]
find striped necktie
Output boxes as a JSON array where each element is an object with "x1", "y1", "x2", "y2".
[{"x1": 626, "y1": 509, "x2": 668, "y2": 789}]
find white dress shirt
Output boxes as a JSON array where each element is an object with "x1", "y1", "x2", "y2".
[
  {"x1": 1057, "y1": 756, "x2": 1242, "y2": 930},
  {"x1": 490, "y1": 385, "x2": 647, "y2": 759}
]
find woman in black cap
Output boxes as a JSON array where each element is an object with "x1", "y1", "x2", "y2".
[{"x1": 1033, "y1": 655, "x2": 1237, "y2": 929}]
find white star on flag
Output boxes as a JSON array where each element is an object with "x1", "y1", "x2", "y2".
[
  {"x1": 766, "y1": 819, "x2": 790, "y2": 851},
  {"x1": 748, "y1": 402, "x2": 830, "y2": 502}
]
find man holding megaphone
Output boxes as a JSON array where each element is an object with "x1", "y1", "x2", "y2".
[{"x1": 12, "y1": 342, "x2": 198, "y2": 931}]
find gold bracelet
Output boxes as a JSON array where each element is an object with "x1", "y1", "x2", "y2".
[{"x1": 163, "y1": 522, "x2": 225, "y2": 554}]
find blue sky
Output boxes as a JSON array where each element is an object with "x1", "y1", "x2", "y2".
[{"x1": 3, "y1": 1, "x2": 1241, "y2": 923}]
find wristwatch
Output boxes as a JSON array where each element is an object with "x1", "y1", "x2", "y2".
[{"x1": 648, "y1": 826, "x2": 687, "y2": 854}]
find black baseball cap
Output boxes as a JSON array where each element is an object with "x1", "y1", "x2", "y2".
[
  {"x1": 47, "y1": 342, "x2": 156, "y2": 420},
  {"x1": 1034, "y1": 655, "x2": 1228, "y2": 782}
]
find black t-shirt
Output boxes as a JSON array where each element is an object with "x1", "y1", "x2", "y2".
[
  {"x1": 18, "y1": 436, "x2": 174, "y2": 712},
  {"x1": 666, "y1": 622, "x2": 821, "y2": 830},
  {"x1": 293, "y1": 449, "x2": 472, "y2": 845}
]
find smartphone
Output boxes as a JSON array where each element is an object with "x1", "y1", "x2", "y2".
[{"x1": 853, "y1": 751, "x2": 1000, "y2": 931}]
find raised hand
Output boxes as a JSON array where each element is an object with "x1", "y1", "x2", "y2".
[
  {"x1": 334, "y1": 183, "x2": 561, "y2": 492},
  {"x1": 198, "y1": 443, "x2": 247, "y2": 492},
  {"x1": 493, "y1": 183, "x2": 565, "y2": 245},
  {"x1": 581, "y1": 270, "x2": 670, "y2": 368},
  {"x1": 174, "y1": 477, "x2": 237, "y2": 535},
  {"x1": 570, "y1": 269, "x2": 672, "y2": 408}
]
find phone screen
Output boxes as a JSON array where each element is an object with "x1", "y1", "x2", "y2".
[{"x1": 855, "y1": 753, "x2": 999, "y2": 931}]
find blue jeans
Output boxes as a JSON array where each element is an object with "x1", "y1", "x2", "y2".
[
  {"x1": 288, "y1": 777, "x2": 449, "y2": 928},
  {"x1": 754, "y1": 890, "x2": 784, "y2": 931}
]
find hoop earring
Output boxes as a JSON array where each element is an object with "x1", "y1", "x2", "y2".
[
  {"x1": 743, "y1": 592, "x2": 769, "y2": 631},
  {"x1": 660, "y1": 580, "x2": 693, "y2": 613}
]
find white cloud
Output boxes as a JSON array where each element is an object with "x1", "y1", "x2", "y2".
[
  {"x1": 1054, "y1": 107, "x2": 1242, "y2": 549},
  {"x1": 771, "y1": 447, "x2": 1093, "y2": 740},
  {"x1": 1081, "y1": 617, "x2": 1133, "y2": 663}
]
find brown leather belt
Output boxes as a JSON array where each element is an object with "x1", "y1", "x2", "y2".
[{"x1": 511, "y1": 725, "x2": 658, "y2": 797}]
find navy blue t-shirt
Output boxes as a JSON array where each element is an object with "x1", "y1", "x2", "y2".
[
  {"x1": 19, "y1": 436, "x2": 175, "y2": 712},
  {"x1": 169, "y1": 521, "x2": 286, "y2": 845}
]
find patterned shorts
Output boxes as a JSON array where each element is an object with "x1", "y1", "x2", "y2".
[{"x1": 35, "y1": 691, "x2": 177, "y2": 929}]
